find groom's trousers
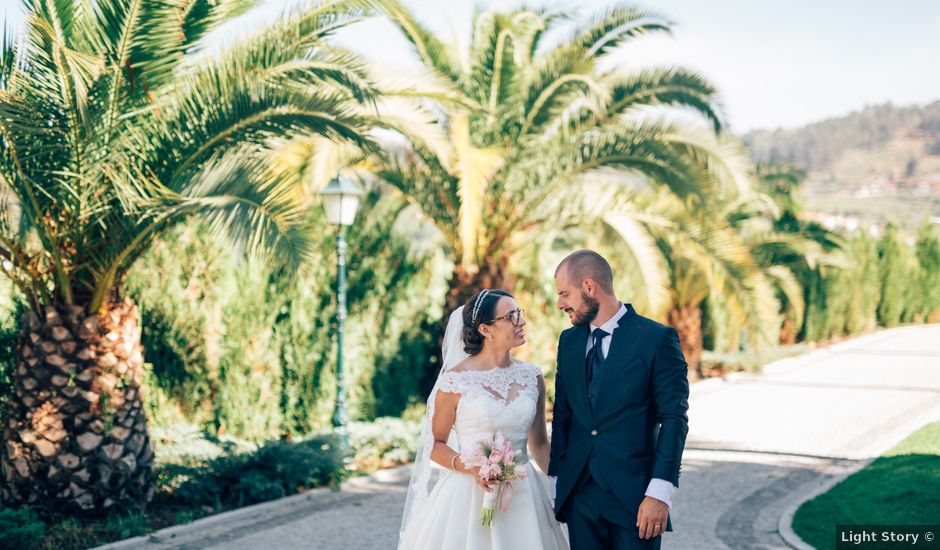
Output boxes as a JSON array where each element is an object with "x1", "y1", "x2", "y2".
[{"x1": 566, "y1": 469, "x2": 661, "y2": 550}]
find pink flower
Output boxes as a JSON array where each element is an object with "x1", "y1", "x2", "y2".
[
  {"x1": 480, "y1": 463, "x2": 500, "y2": 480},
  {"x1": 461, "y1": 453, "x2": 484, "y2": 468},
  {"x1": 501, "y1": 450, "x2": 515, "y2": 466}
]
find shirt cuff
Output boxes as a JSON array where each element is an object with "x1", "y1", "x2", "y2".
[
  {"x1": 549, "y1": 475, "x2": 557, "y2": 499},
  {"x1": 645, "y1": 478, "x2": 676, "y2": 508}
]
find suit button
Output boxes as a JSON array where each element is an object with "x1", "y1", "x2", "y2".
[{"x1": 591, "y1": 430, "x2": 598, "y2": 436}]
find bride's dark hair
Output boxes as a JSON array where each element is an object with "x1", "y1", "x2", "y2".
[{"x1": 461, "y1": 289, "x2": 513, "y2": 355}]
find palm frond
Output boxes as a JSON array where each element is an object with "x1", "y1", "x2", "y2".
[
  {"x1": 138, "y1": 71, "x2": 370, "y2": 187},
  {"x1": 0, "y1": 89, "x2": 63, "y2": 243},
  {"x1": 178, "y1": 0, "x2": 261, "y2": 47},
  {"x1": 149, "y1": 148, "x2": 314, "y2": 273},
  {"x1": 367, "y1": 63, "x2": 477, "y2": 110},
  {"x1": 21, "y1": 9, "x2": 104, "y2": 139},
  {"x1": 485, "y1": 24, "x2": 517, "y2": 125},
  {"x1": 370, "y1": 0, "x2": 462, "y2": 83},
  {"x1": 765, "y1": 264, "x2": 805, "y2": 329},
  {"x1": 508, "y1": 119, "x2": 749, "y2": 225},
  {"x1": 601, "y1": 213, "x2": 671, "y2": 316},
  {"x1": 566, "y1": 4, "x2": 671, "y2": 58},
  {"x1": 1, "y1": 22, "x2": 18, "y2": 90},
  {"x1": 655, "y1": 122, "x2": 754, "y2": 200},
  {"x1": 604, "y1": 67, "x2": 723, "y2": 133},
  {"x1": 374, "y1": 155, "x2": 459, "y2": 246},
  {"x1": 466, "y1": 10, "x2": 506, "y2": 107},
  {"x1": 507, "y1": 9, "x2": 545, "y2": 66},
  {"x1": 116, "y1": 0, "x2": 266, "y2": 98},
  {"x1": 271, "y1": 133, "x2": 366, "y2": 196},
  {"x1": 670, "y1": 214, "x2": 780, "y2": 350},
  {"x1": 365, "y1": 97, "x2": 453, "y2": 172},
  {"x1": 521, "y1": 45, "x2": 606, "y2": 136},
  {"x1": 183, "y1": 2, "x2": 375, "y2": 98}
]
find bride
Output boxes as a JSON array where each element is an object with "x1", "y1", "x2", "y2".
[{"x1": 398, "y1": 289, "x2": 569, "y2": 549}]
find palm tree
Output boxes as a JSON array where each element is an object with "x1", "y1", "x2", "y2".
[
  {"x1": 0, "y1": 0, "x2": 373, "y2": 513},
  {"x1": 368, "y1": 1, "x2": 750, "y2": 317},
  {"x1": 743, "y1": 164, "x2": 846, "y2": 344},
  {"x1": 615, "y1": 187, "x2": 780, "y2": 379}
]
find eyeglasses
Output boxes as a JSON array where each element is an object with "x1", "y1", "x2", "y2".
[{"x1": 488, "y1": 308, "x2": 525, "y2": 327}]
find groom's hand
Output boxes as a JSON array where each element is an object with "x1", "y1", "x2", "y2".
[{"x1": 636, "y1": 496, "x2": 668, "y2": 539}]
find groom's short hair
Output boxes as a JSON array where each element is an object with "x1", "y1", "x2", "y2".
[{"x1": 556, "y1": 250, "x2": 614, "y2": 295}]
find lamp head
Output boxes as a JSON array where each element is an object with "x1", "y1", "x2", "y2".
[{"x1": 319, "y1": 175, "x2": 364, "y2": 226}]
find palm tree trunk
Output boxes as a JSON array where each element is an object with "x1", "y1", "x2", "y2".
[
  {"x1": 779, "y1": 316, "x2": 798, "y2": 345},
  {"x1": 668, "y1": 303, "x2": 704, "y2": 381},
  {"x1": 0, "y1": 296, "x2": 155, "y2": 513},
  {"x1": 444, "y1": 255, "x2": 516, "y2": 314}
]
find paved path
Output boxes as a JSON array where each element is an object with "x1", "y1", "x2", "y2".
[{"x1": 100, "y1": 324, "x2": 940, "y2": 550}]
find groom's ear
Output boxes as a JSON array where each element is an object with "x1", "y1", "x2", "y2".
[{"x1": 582, "y1": 277, "x2": 595, "y2": 296}]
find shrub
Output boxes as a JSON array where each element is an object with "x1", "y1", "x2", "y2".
[
  {"x1": 152, "y1": 422, "x2": 256, "y2": 471},
  {"x1": 915, "y1": 221, "x2": 940, "y2": 320},
  {"x1": 103, "y1": 512, "x2": 149, "y2": 541},
  {"x1": 169, "y1": 433, "x2": 349, "y2": 510},
  {"x1": 0, "y1": 298, "x2": 24, "y2": 429},
  {"x1": 877, "y1": 223, "x2": 911, "y2": 327},
  {"x1": 349, "y1": 417, "x2": 421, "y2": 469},
  {"x1": 0, "y1": 507, "x2": 45, "y2": 550}
]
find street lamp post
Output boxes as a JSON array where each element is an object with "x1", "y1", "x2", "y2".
[{"x1": 318, "y1": 175, "x2": 363, "y2": 451}]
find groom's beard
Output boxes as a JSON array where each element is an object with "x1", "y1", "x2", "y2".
[{"x1": 570, "y1": 292, "x2": 600, "y2": 326}]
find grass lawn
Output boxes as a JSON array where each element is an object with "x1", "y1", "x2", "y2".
[
  {"x1": 0, "y1": 500, "x2": 201, "y2": 550},
  {"x1": 792, "y1": 421, "x2": 940, "y2": 549}
]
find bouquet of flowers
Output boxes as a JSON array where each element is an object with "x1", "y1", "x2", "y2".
[{"x1": 461, "y1": 431, "x2": 528, "y2": 526}]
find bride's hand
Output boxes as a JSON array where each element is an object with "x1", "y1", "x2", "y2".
[
  {"x1": 456, "y1": 458, "x2": 495, "y2": 492},
  {"x1": 468, "y1": 467, "x2": 496, "y2": 493}
]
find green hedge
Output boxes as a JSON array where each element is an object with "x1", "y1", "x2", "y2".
[{"x1": 124, "y1": 184, "x2": 448, "y2": 441}]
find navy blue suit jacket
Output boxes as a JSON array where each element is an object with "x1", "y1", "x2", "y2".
[{"x1": 548, "y1": 304, "x2": 690, "y2": 527}]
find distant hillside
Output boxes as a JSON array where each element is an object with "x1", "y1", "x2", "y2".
[{"x1": 743, "y1": 101, "x2": 940, "y2": 233}]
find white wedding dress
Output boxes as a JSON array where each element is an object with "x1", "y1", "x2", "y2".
[{"x1": 399, "y1": 359, "x2": 569, "y2": 550}]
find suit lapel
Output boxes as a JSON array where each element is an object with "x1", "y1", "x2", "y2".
[
  {"x1": 594, "y1": 304, "x2": 642, "y2": 408},
  {"x1": 564, "y1": 324, "x2": 590, "y2": 415}
]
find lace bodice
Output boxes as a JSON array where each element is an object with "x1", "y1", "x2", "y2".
[{"x1": 438, "y1": 360, "x2": 542, "y2": 463}]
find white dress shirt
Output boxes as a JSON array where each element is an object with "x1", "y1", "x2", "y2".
[{"x1": 550, "y1": 303, "x2": 677, "y2": 508}]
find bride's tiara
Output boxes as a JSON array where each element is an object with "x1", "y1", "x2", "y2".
[{"x1": 470, "y1": 289, "x2": 490, "y2": 326}]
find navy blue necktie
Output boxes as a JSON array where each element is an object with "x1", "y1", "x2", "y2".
[{"x1": 586, "y1": 327, "x2": 609, "y2": 386}]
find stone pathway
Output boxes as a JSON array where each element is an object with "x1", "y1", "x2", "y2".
[
  {"x1": 669, "y1": 324, "x2": 940, "y2": 549},
  {"x1": 98, "y1": 324, "x2": 940, "y2": 550}
]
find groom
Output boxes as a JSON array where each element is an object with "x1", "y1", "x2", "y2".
[{"x1": 548, "y1": 250, "x2": 690, "y2": 550}]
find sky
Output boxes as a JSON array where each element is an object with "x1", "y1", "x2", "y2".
[{"x1": 3, "y1": 0, "x2": 939, "y2": 132}]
